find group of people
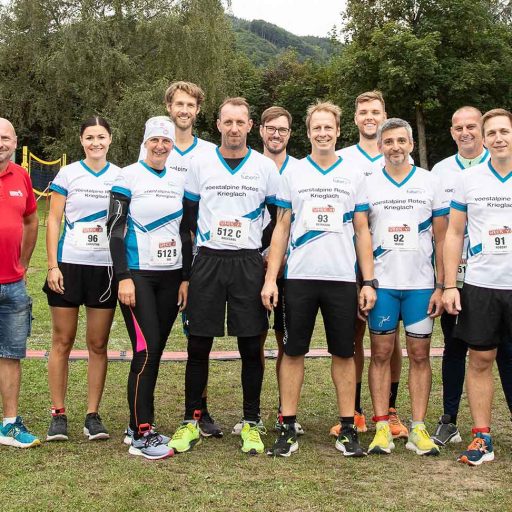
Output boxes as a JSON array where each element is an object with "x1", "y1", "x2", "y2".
[{"x1": 0, "y1": 81, "x2": 511, "y2": 468}]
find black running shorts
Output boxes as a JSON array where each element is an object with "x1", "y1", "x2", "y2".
[
  {"x1": 454, "y1": 283, "x2": 512, "y2": 350},
  {"x1": 283, "y1": 279, "x2": 357, "y2": 358},
  {"x1": 185, "y1": 248, "x2": 268, "y2": 337},
  {"x1": 43, "y1": 262, "x2": 118, "y2": 309}
]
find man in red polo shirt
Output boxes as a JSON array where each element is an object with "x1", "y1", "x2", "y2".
[{"x1": 0, "y1": 118, "x2": 40, "y2": 448}]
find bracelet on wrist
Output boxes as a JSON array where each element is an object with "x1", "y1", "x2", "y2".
[
  {"x1": 443, "y1": 286, "x2": 458, "y2": 290},
  {"x1": 47, "y1": 266, "x2": 59, "y2": 273}
]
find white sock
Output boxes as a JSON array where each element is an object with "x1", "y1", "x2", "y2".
[{"x1": 3, "y1": 417, "x2": 17, "y2": 427}]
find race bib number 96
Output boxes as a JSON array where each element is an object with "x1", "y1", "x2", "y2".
[
  {"x1": 482, "y1": 225, "x2": 512, "y2": 254},
  {"x1": 211, "y1": 215, "x2": 250, "y2": 247},
  {"x1": 303, "y1": 201, "x2": 343, "y2": 233},
  {"x1": 74, "y1": 222, "x2": 108, "y2": 250}
]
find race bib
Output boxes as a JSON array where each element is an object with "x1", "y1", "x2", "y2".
[
  {"x1": 482, "y1": 225, "x2": 512, "y2": 254},
  {"x1": 149, "y1": 237, "x2": 181, "y2": 266},
  {"x1": 457, "y1": 258, "x2": 467, "y2": 282},
  {"x1": 210, "y1": 215, "x2": 250, "y2": 247},
  {"x1": 74, "y1": 222, "x2": 108, "y2": 250},
  {"x1": 303, "y1": 201, "x2": 343, "y2": 233},
  {"x1": 381, "y1": 221, "x2": 418, "y2": 251}
]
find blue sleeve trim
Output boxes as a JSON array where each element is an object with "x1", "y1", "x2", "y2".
[
  {"x1": 450, "y1": 200, "x2": 467, "y2": 212},
  {"x1": 275, "y1": 199, "x2": 292, "y2": 209},
  {"x1": 112, "y1": 186, "x2": 131, "y2": 198},
  {"x1": 265, "y1": 194, "x2": 276, "y2": 205},
  {"x1": 433, "y1": 207, "x2": 450, "y2": 217},
  {"x1": 184, "y1": 190, "x2": 200, "y2": 202},
  {"x1": 50, "y1": 183, "x2": 68, "y2": 196},
  {"x1": 354, "y1": 203, "x2": 369, "y2": 213}
]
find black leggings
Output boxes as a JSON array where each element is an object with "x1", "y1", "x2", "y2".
[
  {"x1": 120, "y1": 270, "x2": 181, "y2": 434},
  {"x1": 185, "y1": 334, "x2": 263, "y2": 422}
]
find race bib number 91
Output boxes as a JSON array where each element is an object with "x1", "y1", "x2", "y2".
[
  {"x1": 211, "y1": 215, "x2": 250, "y2": 247},
  {"x1": 482, "y1": 225, "x2": 512, "y2": 254},
  {"x1": 303, "y1": 201, "x2": 343, "y2": 233},
  {"x1": 381, "y1": 221, "x2": 418, "y2": 251},
  {"x1": 74, "y1": 222, "x2": 108, "y2": 250}
]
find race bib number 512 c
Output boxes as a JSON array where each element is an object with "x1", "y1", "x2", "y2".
[{"x1": 210, "y1": 215, "x2": 250, "y2": 247}]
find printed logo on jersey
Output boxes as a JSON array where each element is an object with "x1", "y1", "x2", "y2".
[
  {"x1": 9, "y1": 190, "x2": 23, "y2": 197},
  {"x1": 406, "y1": 188, "x2": 425, "y2": 194},
  {"x1": 241, "y1": 172, "x2": 260, "y2": 181},
  {"x1": 333, "y1": 177, "x2": 352, "y2": 185}
]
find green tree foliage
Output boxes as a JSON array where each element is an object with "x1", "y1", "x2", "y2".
[{"x1": 330, "y1": 0, "x2": 512, "y2": 167}]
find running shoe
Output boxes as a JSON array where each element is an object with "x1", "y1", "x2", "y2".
[
  {"x1": 240, "y1": 422, "x2": 265, "y2": 455},
  {"x1": 123, "y1": 425, "x2": 170, "y2": 446},
  {"x1": 0, "y1": 417, "x2": 41, "y2": 448},
  {"x1": 368, "y1": 422, "x2": 395, "y2": 455},
  {"x1": 431, "y1": 414, "x2": 462, "y2": 446},
  {"x1": 199, "y1": 412, "x2": 223, "y2": 438},
  {"x1": 273, "y1": 415, "x2": 305, "y2": 435},
  {"x1": 330, "y1": 411, "x2": 367, "y2": 436},
  {"x1": 458, "y1": 433, "x2": 494, "y2": 466},
  {"x1": 335, "y1": 425, "x2": 367, "y2": 457},
  {"x1": 232, "y1": 417, "x2": 264, "y2": 435},
  {"x1": 388, "y1": 408, "x2": 409, "y2": 439},
  {"x1": 129, "y1": 431, "x2": 174, "y2": 460},
  {"x1": 267, "y1": 423, "x2": 298, "y2": 457},
  {"x1": 83, "y1": 413, "x2": 110, "y2": 441},
  {"x1": 406, "y1": 424, "x2": 440, "y2": 456},
  {"x1": 46, "y1": 414, "x2": 68, "y2": 442},
  {"x1": 168, "y1": 421, "x2": 201, "y2": 453}
]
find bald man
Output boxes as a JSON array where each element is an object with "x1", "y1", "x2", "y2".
[{"x1": 0, "y1": 119, "x2": 40, "y2": 449}]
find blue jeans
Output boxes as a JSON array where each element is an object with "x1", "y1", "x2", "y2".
[{"x1": 0, "y1": 280, "x2": 32, "y2": 359}]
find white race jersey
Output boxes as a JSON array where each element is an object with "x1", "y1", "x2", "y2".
[
  {"x1": 50, "y1": 160, "x2": 121, "y2": 266},
  {"x1": 451, "y1": 160, "x2": 512, "y2": 290},
  {"x1": 367, "y1": 166, "x2": 449, "y2": 289},
  {"x1": 111, "y1": 161, "x2": 185, "y2": 271},
  {"x1": 184, "y1": 146, "x2": 279, "y2": 250},
  {"x1": 276, "y1": 155, "x2": 369, "y2": 281},
  {"x1": 431, "y1": 150, "x2": 490, "y2": 284}
]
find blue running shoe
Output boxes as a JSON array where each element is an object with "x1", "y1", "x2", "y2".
[
  {"x1": 0, "y1": 417, "x2": 41, "y2": 448},
  {"x1": 123, "y1": 425, "x2": 170, "y2": 446},
  {"x1": 457, "y1": 432, "x2": 494, "y2": 466},
  {"x1": 129, "y1": 431, "x2": 174, "y2": 460}
]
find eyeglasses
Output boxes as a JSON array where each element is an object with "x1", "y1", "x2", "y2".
[{"x1": 264, "y1": 126, "x2": 291, "y2": 136}]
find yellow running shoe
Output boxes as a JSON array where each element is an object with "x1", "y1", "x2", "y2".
[
  {"x1": 406, "y1": 424, "x2": 440, "y2": 456},
  {"x1": 240, "y1": 422, "x2": 265, "y2": 455},
  {"x1": 329, "y1": 411, "x2": 367, "y2": 437},
  {"x1": 368, "y1": 422, "x2": 395, "y2": 455},
  {"x1": 388, "y1": 408, "x2": 409, "y2": 439}
]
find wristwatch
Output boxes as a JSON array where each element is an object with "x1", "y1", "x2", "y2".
[{"x1": 362, "y1": 279, "x2": 379, "y2": 289}]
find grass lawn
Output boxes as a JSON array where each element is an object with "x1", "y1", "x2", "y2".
[{"x1": 2, "y1": 203, "x2": 510, "y2": 512}]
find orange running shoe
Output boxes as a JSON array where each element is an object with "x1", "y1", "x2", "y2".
[
  {"x1": 329, "y1": 411, "x2": 368, "y2": 436},
  {"x1": 388, "y1": 408, "x2": 408, "y2": 439}
]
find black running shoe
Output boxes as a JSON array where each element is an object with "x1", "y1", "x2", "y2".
[
  {"x1": 267, "y1": 424, "x2": 298, "y2": 457},
  {"x1": 431, "y1": 414, "x2": 462, "y2": 446},
  {"x1": 199, "y1": 411, "x2": 223, "y2": 438},
  {"x1": 84, "y1": 413, "x2": 110, "y2": 441},
  {"x1": 335, "y1": 425, "x2": 367, "y2": 457},
  {"x1": 46, "y1": 414, "x2": 68, "y2": 442}
]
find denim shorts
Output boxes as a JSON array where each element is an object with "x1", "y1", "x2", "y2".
[{"x1": 0, "y1": 280, "x2": 32, "y2": 359}]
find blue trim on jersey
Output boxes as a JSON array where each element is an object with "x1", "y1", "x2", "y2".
[
  {"x1": 215, "y1": 147, "x2": 252, "y2": 175},
  {"x1": 356, "y1": 144, "x2": 383, "y2": 163},
  {"x1": 373, "y1": 245, "x2": 389, "y2": 259},
  {"x1": 50, "y1": 183, "x2": 68, "y2": 196},
  {"x1": 197, "y1": 228, "x2": 210, "y2": 242},
  {"x1": 451, "y1": 200, "x2": 467, "y2": 212},
  {"x1": 306, "y1": 155, "x2": 343, "y2": 175},
  {"x1": 382, "y1": 166, "x2": 416, "y2": 188},
  {"x1": 142, "y1": 209, "x2": 183, "y2": 232},
  {"x1": 418, "y1": 218, "x2": 432, "y2": 233},
  {"x1": 175, "y1": 136, "x2": 198, "y2": 156},
  {"x1": 112, "y1": 186, "x2": 132, "y2": 198},
  {"x1": 243, "y1": 201, "x2": 265, "y2": 221},
  {"x1": 184, "y1": 190, "x2": 200, "y2": 202},
  {"x1": 343, "y1": 211, "x2": 354, "y2": 223},
  {"x1": 292, "y1": 230, "x2": 326, "y2": 249},
  {"x1": 139, "y1": 160, "x2": 167, "y2": 179},
  {"x1": 65, "y1": 210, "x2": 108, "y2": 230},
  {"x1": 488, "y1": 161, "x2": 512, "y2": 183},
  {"x1": 125, "y1": 217, "x2": 140, "y2": 269},
  {"x1": 469, "y1": 243, "x2": 482, "y2": 256},
  {"x1": 279, "y1": 154, "x2": 290, "y2": 175},
  {"x1": 275, "y1": 199, "x2": 292, "y2": 209},
  {"x1": 80, "y1": 160, "x2": 111, "y2": 177},
  {"x1": 57, "y1": 223, "x2": 67, "y2": 262},
  {"x1": 455, "y1": 149, "x2": 489, "y2": 170},
  {"x1": 354, "y1": 203, "x2": 369, "y2": 212},
  {"x1": 433, "y1": 207, "x2": 450, "y2": 217}
]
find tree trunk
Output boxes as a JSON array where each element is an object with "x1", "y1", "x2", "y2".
[{"x1": 415, "y1": 103, "x2": 428, "y2": 169}]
